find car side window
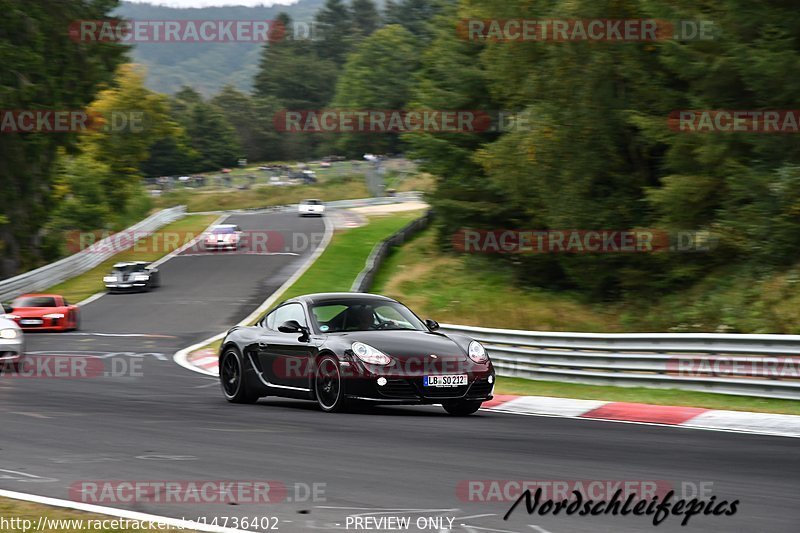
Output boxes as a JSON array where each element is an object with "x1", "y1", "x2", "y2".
[
  {"x1": 262, "y1": 310, "x2": 277, "y2": 330},
  {"x1": 274, "y1": 303, "x2": 307, "y2": 329}
]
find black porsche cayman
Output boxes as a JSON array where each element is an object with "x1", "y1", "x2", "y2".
[{"x1": 219, "y1": 293, "x2": 495, "y2": 415}]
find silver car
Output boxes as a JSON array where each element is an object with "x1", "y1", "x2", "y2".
[{"x1": 0, "y1": 313, "x2": 24, "y2": 372}]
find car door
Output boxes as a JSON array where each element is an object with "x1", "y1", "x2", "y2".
[{"x1": 256, "y1": 303, "x2": 315, "y2": 390}]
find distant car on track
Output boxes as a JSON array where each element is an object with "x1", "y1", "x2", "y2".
[
  {"x1": 103, "y1": 261, "x2": 161, "y2": 292},
  {"x1": 0, "y1": 314, "x2": 24, "y2": 371},
  {"x1": 298, "y1": 199, "x2": 325, "y2": 217},
  {"x1": 218, "y1": 293, "x2": 495, "y2": 415},
  {"x1": 2, "y1": 294, "x2": 79, "y2": 332},
  {"x1": 205, "y1": 224, "x2": 242, "y2": 250}
]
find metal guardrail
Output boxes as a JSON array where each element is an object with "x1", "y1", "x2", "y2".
[
  {"x1": 0, "y1": 206, "x2": 186, "y2": 302},
  {"x1": 351, "y1": 210, "x2": 433, "y2": 292},
  {"x1": 438, "y1": 324, "x2": 800, "y2": 400}
]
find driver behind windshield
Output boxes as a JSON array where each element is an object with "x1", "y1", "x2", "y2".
[{"x1": 347, "y1": 305, "x2": 375, "y2": 331}]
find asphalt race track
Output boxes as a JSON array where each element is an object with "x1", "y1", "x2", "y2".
[{"x1": 1, "y1": 211, "x2": 798, "y2": 533}]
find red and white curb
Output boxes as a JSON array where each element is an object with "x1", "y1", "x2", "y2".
[
  {"x1": 485, "y1": 395, "x2": 800, "y2": 438},
  {"x1": 191, "y1": 350, "x2": 219, "y2": 375},
  {"x1": 179, "y1": 353, "x2": 800, "y2": 438}
]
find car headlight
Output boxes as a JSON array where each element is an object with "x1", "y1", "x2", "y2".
[
  {"x1": 0, "y1": 328, "x2": 18, "y2": 339},
  {"x1": 468, "y1": 341, "x2": 488, "y2": 364},
  {"x1": 132, "y1": 274, "x2": 150, "y2": 281},
  {"x1": 43, "y1": 313, "x2": 65, "y2": 319},
  {"x1": 103, "y1": 276, "x2": 116, "y2": 283},
  {"x1": 351, "y1": 342, "x2": 391, "y2": 365}
]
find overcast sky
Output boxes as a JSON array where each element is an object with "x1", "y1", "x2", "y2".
[{"x1": 125, "y1": 0, "x2": 298, "y2": 7}]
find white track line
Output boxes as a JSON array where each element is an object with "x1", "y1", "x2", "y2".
[
  {"x1": 174, "y1": 215, "x2": 334, "y2": 377},
  {"x1": 0, "y1": 488, "x2": 249, "y2": 533}
]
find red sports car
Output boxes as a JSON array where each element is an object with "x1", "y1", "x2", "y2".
[{"x1": 4, "y1": 294, "x2": 80, "y2": 332}]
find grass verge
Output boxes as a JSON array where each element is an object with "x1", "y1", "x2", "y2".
[
  {"x1": 495, "y1": 377, "x2": 800, "y2": 415},
  {"x1": 189, "y1": 210, "x2": 427, "y2": 358},
  {"x1": 45, "y1": 214, "x2": 219, "y2": 304},
  {"x1": 0, "y1": 497, "x2": 194, "y2": 532},
  {"x1": 372, "y1": 228, "x2": 623, "y2": 332}
]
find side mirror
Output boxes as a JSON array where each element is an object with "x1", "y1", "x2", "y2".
[
  {"x1": 278, "y1": 320, "x2": 304, "y2": 333},
  {"x1": 1, "y1": 303, "x2": 13, "y2": 314},
  {"x1": 279, "y1": 320, "x2": 310, "y2": 342},
  {"x1": 425, "y1": 319, "x2": 439, "y2": 331}
]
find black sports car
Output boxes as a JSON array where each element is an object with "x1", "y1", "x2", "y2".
[
  {"x1": 103, "y1": 261, "x2": 161, "y2": 292},
  {"x1": 219, "y1": 293, "x2": 495, "y2": 415}
]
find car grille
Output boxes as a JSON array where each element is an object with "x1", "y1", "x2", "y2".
[
  {"x1": 377, "y1": 378, "x2": 490, "y2": 400},
  {"x1": 380, "y1": 379, "x2": 419, "y2": 399},
  {"x1": 467, "y1": 379, "x2": 493, "y2": 398},
  {"x1": 420, "y1": 384, "x2": 470, "y2": 398}
]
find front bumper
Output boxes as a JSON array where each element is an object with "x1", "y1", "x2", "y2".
[
  {"x1": 11, "y1": 317, "x2": 68, "y2": 331},
  {"x1": 106, "y1": 282, "x2": 148, "y2": 291},
  {"x1": 0, "y1": 337, "x2": 24, "y2": 362},
  {"x1": 342, "y1": 362, "x2": 495, "y2": 404},
  {"x1": 205, "y1": 241, "x2": 238, "y2": 250}
]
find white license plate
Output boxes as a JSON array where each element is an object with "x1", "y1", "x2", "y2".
[
  {"x1": 20, "y1": 319, "x2": 43, "y2": 325},
  {"x1": 424, "y1": 374, "x2": 468, "y2": 387}
]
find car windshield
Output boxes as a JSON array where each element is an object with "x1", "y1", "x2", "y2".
[
  {"x1": 113, "y1": 265, "x2": 145, "y2": 273},
  {"x1": 211, "y1": 226, "x2": 236, "y2": 234},
  {"x1": 310, "y1": 299, "x2": 427, "y2": 333},
  {"x1": 302, "y1": 200, "x2": 322, "y2": 205},
  {"x1": 12, "y1": 296, "x2": 57, "y2": 308}
]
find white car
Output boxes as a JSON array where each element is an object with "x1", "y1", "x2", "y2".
[
  {"x1": 298, "y1": 199, "x2": 325, "y2": 217},
  {"x1": 205, "y1": 224, "x2": 243, "y2": 250},
  {"x1": 0, "y1": 313, "x2": 24, "y2": 372}
]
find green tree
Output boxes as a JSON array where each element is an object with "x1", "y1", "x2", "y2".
[
  {"x1": 403, "y1": 2, "x2": 515, "y2": 253},
  {"x1": 314, "y1": 0, "x2": 353, "y2": 65},
  {"x1": 384, "y1": 0, "x2": 447, "y2": 40},
  {"x1": 254, "y1": 36, "x2": 337, "y2": 110},
  {"x1": 86, "y1": 65, "x2": 184, "y2": 212},
  {"x1": 212, "y1": 85, "x2": 282, "y2": 162},
  {"x1": 185, "y1": 101, "x2": 241, "y2": 171},
  {"x1": 330, "y1": 24, "x2": 420, "y2": 155},
  {"x1": 351, "y1": 0, "x2": 381, "y2": 37},
  {"x1": 0, "y1": 0, "x2": 126, "y2": 275}
]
